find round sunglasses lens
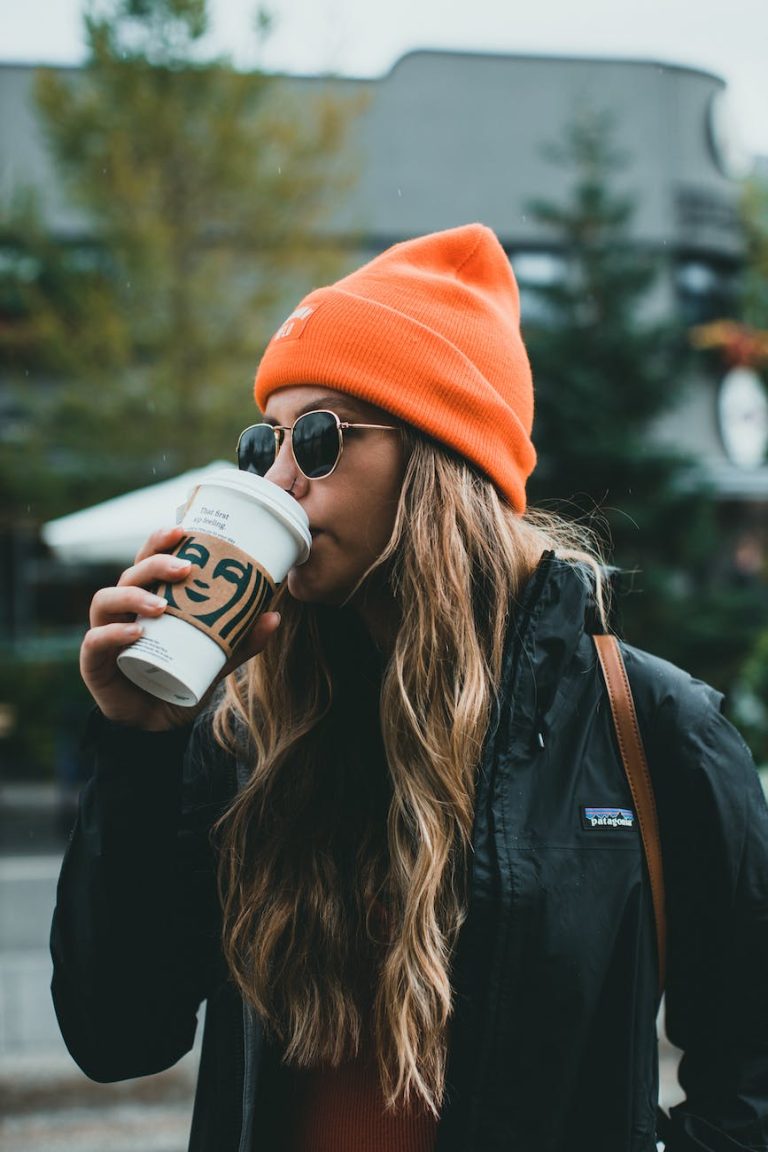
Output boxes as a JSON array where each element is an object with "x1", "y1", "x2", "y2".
[
  {"x1": 292, "y1": 412, "x2": 340, "y2": 478},
  {"x1": 238, "y1": 426, "x2": 275, "y2": 476}
]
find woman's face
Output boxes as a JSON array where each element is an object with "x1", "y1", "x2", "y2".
[{"x1": 260, "y1": 385, "x2": 406, "y2": 605}]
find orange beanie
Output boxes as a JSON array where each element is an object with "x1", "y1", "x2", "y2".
[{"x1": 253, "y1": 223, "x2": 536, "y2": 512}]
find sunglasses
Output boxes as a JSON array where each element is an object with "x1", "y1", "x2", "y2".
[{"x1": 237, "y1": 409, "x2": 399, "y2": 481}]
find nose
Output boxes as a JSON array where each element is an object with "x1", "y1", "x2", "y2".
[{"x1": 264, "y1": 435, "x2": 307, "y2": 499}]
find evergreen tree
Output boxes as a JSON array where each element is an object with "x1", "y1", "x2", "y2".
[
  {"x1": 523, "y1": 111, "x2": 751, "y2": 685},
  {"x1": 0, "y1": 197, "x2": 134, "y2": 519},
  {"x1": 0, "y1": 0, "x2": 356, "y2": 520}
]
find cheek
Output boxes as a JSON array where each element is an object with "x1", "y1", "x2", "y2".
[
  {"x1": 285, "y1": 523, "x2": 387, "y2": 604},
  {"x1": 285, "y1": 457, "x2": 404, "y2": 603},
  {"x1": 360, "y1": 512, "x2": 398, "y2": 560}
]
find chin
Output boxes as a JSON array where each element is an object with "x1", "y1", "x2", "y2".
[{"x1": 286, "y1": 565, "x2": 352, "y2": 606}]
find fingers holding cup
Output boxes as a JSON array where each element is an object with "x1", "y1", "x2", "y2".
[{"x1": 116, "y1": 471, "x2": 310, "y2": 708}]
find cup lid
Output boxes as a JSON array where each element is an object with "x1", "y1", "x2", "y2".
[{"x1": 195, "y1": 469, "x2": 312, "y2": 562}]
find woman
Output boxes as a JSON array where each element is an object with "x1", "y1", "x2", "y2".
[{"x1": 51, "y1": 225, "x2": 768, "y2": 1152}]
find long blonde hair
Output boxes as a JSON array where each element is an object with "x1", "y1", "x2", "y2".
[{"x1": 213, "y1": 432, "x2": 605, "y2": 1116}]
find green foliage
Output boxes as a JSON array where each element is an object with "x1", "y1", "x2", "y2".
[
  {"x1": 0, "y1": 652, "x2": 91, "y2": 780},
  {"x1": 523, "y1": 111, "x2": 758, "y2": 695},
  {"x1": 0, "y1": 198, "x2": 132, "y2": 519},
  {"x1": 86, "y1": 0, "x2": 211, "y2": 60},
  {"x1": 1, "y1": 0, "x2": 357, "y2": 521},
  {"x1": 0, "y1": 206, "x2": 127, "y2": 379},
  {"x1": 733, "y1": 628, "x2": 768, "y2": 768}
]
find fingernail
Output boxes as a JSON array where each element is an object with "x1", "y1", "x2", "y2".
[
  {"x1": 145, "y1": 595, "x2": 167, "y2": 609},
  {"x1": 169, "y1": 557, "x2": 191, "y2": 569},
  {"x1": 127, "y1": 623, "x2": 143, "y2": 637}
]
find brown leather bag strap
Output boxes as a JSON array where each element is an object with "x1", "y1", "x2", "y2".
[{"x1": 593, "y1": 633, "x2": 666, "y2": 992}]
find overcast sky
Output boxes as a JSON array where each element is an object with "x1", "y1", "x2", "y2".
[{"x1": 2, "y1": 0, "x2": 767, "y2": 156}]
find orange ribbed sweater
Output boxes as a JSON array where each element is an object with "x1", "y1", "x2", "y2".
[{"x1": 285, "y1": 1049, "x2": 438, "y2": 1152}]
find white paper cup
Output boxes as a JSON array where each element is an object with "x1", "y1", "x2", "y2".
[{"x1": 117, "y1": 470, "x2": 311, "y2": 706}]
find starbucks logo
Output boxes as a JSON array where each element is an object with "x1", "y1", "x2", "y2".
[{"x1": 158, "y1": 532, "x2": 274, "y2": 657}]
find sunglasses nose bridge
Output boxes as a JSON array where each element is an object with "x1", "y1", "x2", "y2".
[{"x1": 263, "y1": 425, "x2": 304, "y2": 493}]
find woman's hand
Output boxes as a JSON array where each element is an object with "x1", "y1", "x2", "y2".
[{"x1": 80, "y1": 525, "x2": 281, "y2": 731}]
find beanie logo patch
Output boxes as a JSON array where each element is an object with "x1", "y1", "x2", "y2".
[{"x1": 272, "y1": 305, "x2": 318, "y2": 343}]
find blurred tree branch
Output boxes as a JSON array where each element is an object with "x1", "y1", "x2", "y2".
[{"x1": 0, "y1": 0, "x2": 361, "y2": 519}]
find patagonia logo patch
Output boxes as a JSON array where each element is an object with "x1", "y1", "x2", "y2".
[{"x1": 581, "y1": 806, "x2": 635, "y2": 830}]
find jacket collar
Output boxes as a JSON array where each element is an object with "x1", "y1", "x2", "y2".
[{"x1": 497, "y1": 552, "x2": 601, "y2": 741}]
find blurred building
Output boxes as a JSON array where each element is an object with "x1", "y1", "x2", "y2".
[{"x1": 1, "y1": 50, "x2": 767, "y2": 636}]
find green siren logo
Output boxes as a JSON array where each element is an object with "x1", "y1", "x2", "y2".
[{"x1": 159, "y1": 533, "x2": 274, "y2": 657}]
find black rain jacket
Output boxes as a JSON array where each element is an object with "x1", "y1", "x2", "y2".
[{"x1": 50, "y1": 556, "x2": 768, "y2": 1151}]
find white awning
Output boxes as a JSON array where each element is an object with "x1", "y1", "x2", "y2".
[{"x1": 41, "y1": 461, "x2": 235, "y2": 566}]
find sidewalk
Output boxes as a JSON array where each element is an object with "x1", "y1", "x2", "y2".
[{"x1": 0, "y1": 1050, "x2": 199, "y2": 1152}]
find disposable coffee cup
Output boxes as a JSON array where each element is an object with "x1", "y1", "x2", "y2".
[{"x1": 117, "y1": 470, "x2": 311, "y2": 706}]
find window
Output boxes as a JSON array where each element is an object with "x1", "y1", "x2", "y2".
[
  {"x1": 675, "y1": 258, "x2": 740, "y2": 326},
  {"x1": 510, "y1": 250, "x2": 566, "y2": 327}
]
